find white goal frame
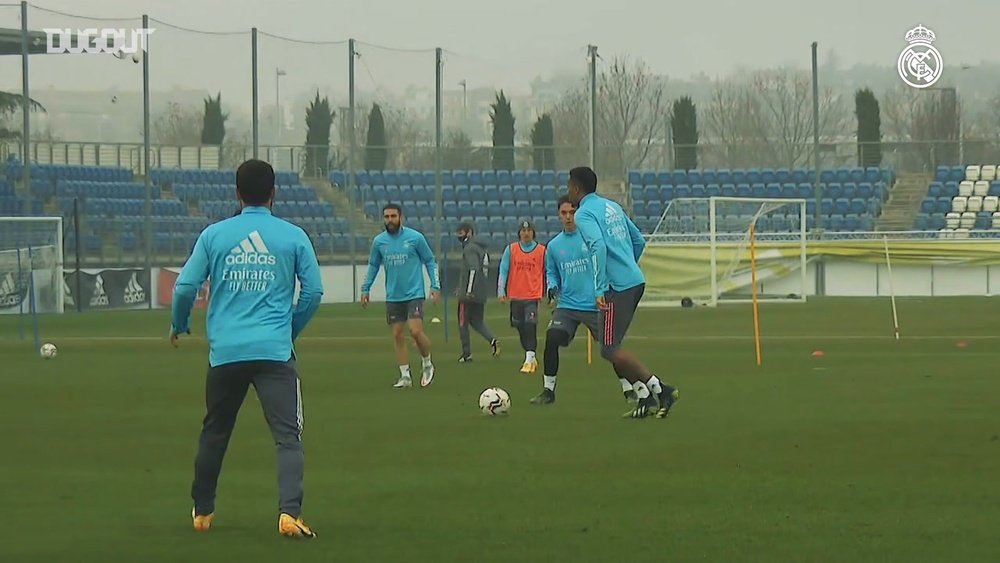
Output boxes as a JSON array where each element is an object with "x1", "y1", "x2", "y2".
[
  {"x1": 645, "y1": 196, "x2": 808, "y2": 307},
  {"x1": 0, "y1": 216, "x2": 65, "y2": 315}
]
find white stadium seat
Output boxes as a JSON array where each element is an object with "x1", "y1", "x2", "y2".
[
  {"x1": 983, "y1": 196, "x2": 999, "y2": 213},
  {"x1": 960, "y1": 212, "x2": 976, "y2": 229},
  {"x1": 966, "y1": 165, "x2": 981, "y2": 181},
  {"x1": 952, "y1": 196, "x2": 968, "y2": 213},
  {"x1": 946, "y1": 212, "x2": 961, "y2": 229},
  {"x1": 959, "y1": 181, "x2": 974, "y2": 197},
  {"x1": 939, "y1": 228, "x2": 954, "y2": 239},
  {"x1": 968, "y1": 196, "x2": 983, "y2": 212},
  {"x1": 954, "y1": 227, "x2": 971, "y2": 238},
  {"x1": 981, "y1": 165, "x2": 997, "y2": 181},
  {"x1": 974, "y1": 181, "x2": 990, "y2": 197},
  {"x1": 992, "y1": 212, "x2": 1000, "y2": 228}
]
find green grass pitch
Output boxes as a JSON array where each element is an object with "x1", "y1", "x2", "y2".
[{"x1": 1, "y1": 297, "x2": 999, "y2": 562}]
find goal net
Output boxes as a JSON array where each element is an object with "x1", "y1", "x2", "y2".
[
  {"x1": 0, "y1": 217, "x2": 64, "y2": 346},
  {"x1": 642, "y1": 197, "x2": 808, "y2": 307}
]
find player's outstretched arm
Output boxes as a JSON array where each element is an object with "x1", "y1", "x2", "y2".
[
  {"x1": 171, "y1": 231, "x2": 211, "y2": 340},
  {"x1": 497, "y1": 244, "x2": 512, "y2": 299},
  {"x1": 574, "y1": 210, "x2": 610, "y2": 296},
  {"x1": 291, "y1": 232, "x2": 324, "y2": 341},
  {"x1": 626, "y1": 214, "x2": 646, "y2": 262}
]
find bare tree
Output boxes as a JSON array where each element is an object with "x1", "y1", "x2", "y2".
[
  {"x1": 548, "y1": 84, "x2": 589, "y2": 169},
  {"x1": 598, "y1": 56, "x2": 667, "y2": 175},
  {"x1": 152, "y1": 102, "x2": 201, "y2": 146},
  {"x1": 354, "y1": 103, "x2": 433, "y2": 170},
  {"x1": 705, "y1": 68, "x2": 848, "y2": 170}
]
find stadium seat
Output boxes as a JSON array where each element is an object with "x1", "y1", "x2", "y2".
[
  {"x1": 966, "y1": 165, "x2": 981, "y2": 181},
  {"x1": 982, "y1": 165, "x2": 997, "y2": 181},
  {"x1": 974, "y1": 181, "x2": 990, "y2": 197},
  {"x1": 959, "y1": 181, "x2": 974, "y2": 198},
  {"x1": 968, "y1": 196, "x2": 984, "y2": 213},
  {"x1": 960, "y1": 212, "x2": 976, "y2": 229},
  {"x1": 984, "y1": 196, "x2": 999, "y2": 213},
  {"x1": 952, "y1": 197, "x2": 968, "y2": 213}
]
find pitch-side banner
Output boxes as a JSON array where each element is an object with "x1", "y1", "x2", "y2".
[
  {"x1": 157, "y1": 268, "x2": 210, "y2": 308},
  {"x1": 640, "y1": 240, "x2": 1000, "y2": 300},
  {"x1": 63, "y1": 268, "x2": 150, "y2": 310}
]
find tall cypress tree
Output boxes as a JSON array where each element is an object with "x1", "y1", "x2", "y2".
[
  {"x1": 855, "y1": 88, "x2": 883, "y2": 167},
  {"x1": 200, "y1": 92, "x2": 227, "y2": 146},
  {"x1": 490, "y1": 90, "x2": 516, "y2": 170},
  {"x1": 530, "y1": 114, "x2": 555, "y2": 170},
  {"x1": 304, "y1": 92, "x2": 335, "y2": 178},
  {"x1": 365, "y1": 103, "x2": 388, "y2": 171},
  {"x1": 670, "y1": 96, "x2": 698, "y2": 170}
]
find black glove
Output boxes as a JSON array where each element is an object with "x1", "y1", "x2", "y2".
[{"x1": 547, "y1": 287, "x2": 558, "y2": 304}]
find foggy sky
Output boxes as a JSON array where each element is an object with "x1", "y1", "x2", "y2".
[{"x1": 0, "y1": 0, "x2": 994, "y2": 117}]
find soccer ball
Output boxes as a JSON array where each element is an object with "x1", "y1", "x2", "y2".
[
  {"x1": 39, "y1": 343, "x2": 57, "y2": 359},
  {"x1": 479, "y1": 387, "x2": 510, "y2": 415}
]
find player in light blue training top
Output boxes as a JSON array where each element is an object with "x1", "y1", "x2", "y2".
[
  {"x1": 530, "y1": 195, "x2": 645, "y2": 406},
  {"x1": 361, "y1": 203, "x2": 441, "y2": 389},
  {"x1": 568, "y1": 166, "x2": 679, "y2": 420},
  {"x1": 170, "y1": 158, "x2": 323, "y2": 538}
]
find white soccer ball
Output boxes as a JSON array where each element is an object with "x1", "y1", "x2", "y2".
[
  {"x1": 131, "y1": 52, "x2": 142, "y2": 64},
  {"x1": 479, "y1": 387, "x2": 510, "y2": 415},
  {"x1": 39, "y1": 343, "x2": 57, "y2": 359}
]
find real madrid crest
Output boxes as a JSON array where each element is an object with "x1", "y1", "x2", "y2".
[{"x1": 897, "y1": 24, "x2": 943, "y2": 89}]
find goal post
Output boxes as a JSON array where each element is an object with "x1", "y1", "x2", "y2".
[
  {"x1": 0, "y1": 217, "x2": 65, "y2": 347},
  {"x1": 642, "y1": 197, "x2": 808, "y2": 307}
]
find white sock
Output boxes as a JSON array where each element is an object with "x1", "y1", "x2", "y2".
[
  {"x1": 543, "y1": 375, "x2": 557, "y2": 391},
  {"x1": 619, "y1": 378, "x2": 632, "y2": 392},
  {"x1": 526, "y1": 351, "x2": 536, "y2": 362},
  {"x1": 634, "y1": 381, "x2": 650, "y2": 399},
  {"x1": 646, "y1": 375, "x2": 663, "y2": 395},
  {"x1": 399, "y1": 365, "x2": 411, "y2": 378},
  {"x1": 422, "y1": 355, "x2": 432, "y2": 368}
]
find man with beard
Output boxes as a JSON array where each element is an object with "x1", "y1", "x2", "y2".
[
  {"x1": 454, "y1": 222, "x2": 500, "y2": 363},
  {"x1": 360, "y1": 203, "x2": 442, "y2": 388}
]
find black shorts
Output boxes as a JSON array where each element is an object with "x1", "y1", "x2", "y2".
[
  {"x1": 386, "y1": 299, "x2": 424, "y2": 325},
  {"x1": 600, "y1": 284, "x2": 644, "y2": 354},
  {"x1": 547, "y1": 308, "x2": 601, "y2": 344},
  {"x1": 509, "y1": 299, "x2": 539, "y2": 327}
]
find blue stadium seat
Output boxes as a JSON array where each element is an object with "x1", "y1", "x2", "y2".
[
  {"x1": 458, "y1": 201, "x2": 473, "y2": 217},
  {"x1": 515, "y1": 201, "x2": 530, "y2": 216},
  {"x1": 733, "y1": 169, "x2": 747, "y2": 184},
  {"x1": 690, "y1": 184, "x2": 706, "y2": 198},
  {"x1": 527, "y1": 185, "x2": 542, "y2": 201},
  {"x1": 720, "y1": 184, "x2": 736, "y2": 198},
  {"x1": 705, "y1": 184, "x2": 720, "y2": 198},
  {"x1": 472, "y1": 201, "x2": 488, "y2": 217},
  {"x1": 542, "y1": 185, "x2": 558, "y2": 201},
  {"x1": 842, "y1": 183, "x2": 857, "y2": 199},
  {"x1": 455, "y1": 185, "x2": 471, "y2": 202},
  {"x1": 513, "y1": 185, "x2": 528, "y2": 201},
  {"x1": 500, "y1": 201, "x2": 516, "y2": 217},
  {"x1": 671, "y1": 170, "x2": 687, "y2": 185},
  {"x1": 468, "y1": 170, "x2": 483, "y2": 186},
  {"x1": 643, "y1": 186, "x2": 659, "y2": 202},
  {"x1": 687, "y1": 170, "x2": 702, "y2": 184},
  {"x1": 482, "y1": 170, "x2": 497, "y2": 187},
  {"x1": 674, "y1": 185, "x2": 690, "y2": 199},
  {"x1": 630, "y1": 185, "x2": 644, "y2": 201},
  {"x1": 857, "y1": 183, "x2": 873, "y2": 200},
  {"x1": 765, "y1": 183, "x2": 781, "y2": 198},
  {"x1": 717, "y1": 169, "x2": 732, "y2": 184},
  {"x1": 702, "y1": 170, "x2": 717, "y2": 185},
  {"x1": 761, "y1": 169, "x2": 776, "y2": 184}
]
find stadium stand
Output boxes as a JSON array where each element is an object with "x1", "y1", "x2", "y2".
[
  {"x1": 331, "y1": 169, "x2": 570, "y2": 249},
  {"x1": 330, "y1": 166, "x2": 893, "y2": 242},
  {"x1": 2, "y1": 160, "x2": 360, "y2": 258},
  {"x1": 628, "y1": 167, "x2": 892, "y2": 234},
  {"x1": 916, "y1": 165, "x2": 1000, "y2": 237}
]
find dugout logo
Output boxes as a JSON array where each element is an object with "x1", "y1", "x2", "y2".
[
  {"x1": 90, "y1": 275, "x2": 110, "y2": 307},
  {"x1": 897, "y1": 24, "x2": 943, "y2": 89}
]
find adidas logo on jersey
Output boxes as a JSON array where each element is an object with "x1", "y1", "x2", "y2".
[{"x1": 226, "y1": 230, "x2": 276, "y2": 265}]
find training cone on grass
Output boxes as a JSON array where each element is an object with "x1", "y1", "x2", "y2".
[
  {"x1": 811, "y1": 350, "x2": 825, "y2": 357},
  {"x1": 956, "y1": 341, "x2": 968, "y2": 349},
  {"x1": 430, "y1": 317, "x2": 441, "y2": 323}
]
